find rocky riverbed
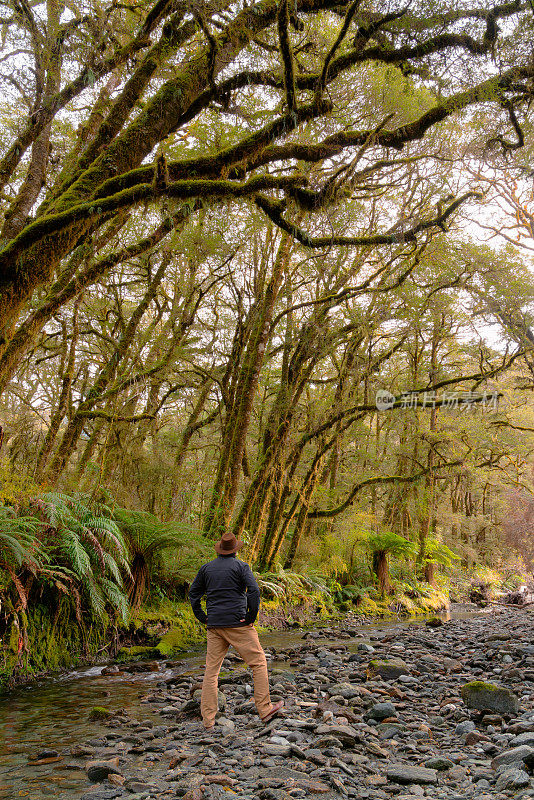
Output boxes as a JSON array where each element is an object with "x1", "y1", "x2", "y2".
[{"x1": 6, "y1": 606, "x2": 534, "y2": 800}]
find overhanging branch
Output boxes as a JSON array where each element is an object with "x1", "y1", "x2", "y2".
[{"x1": 255, "y1": 191, "x2": 479, "y2": 247}]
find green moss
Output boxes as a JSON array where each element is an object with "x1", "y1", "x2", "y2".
[
  {"x1": 89, "y1": 706, "x2": 113, "y2": 720},
  {"x1": 1, "y1": 601, "x2": 113, "y2": 686},
  {"x1": 156, "y1": 620, "x2": 203, "y2": 656},
  {"x1": 122, "y1": 601, "x2": 205, "y2": 660},
  {"x1": 116, "y1": 645, "x2": 161, "y2": 660},
  {"x1": 462, "y1": 681, "x2": 499, "y2": 693}
]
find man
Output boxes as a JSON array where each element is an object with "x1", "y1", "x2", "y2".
[{"x1": 189, "y1": 531, "x2": 284, "y2": 730}]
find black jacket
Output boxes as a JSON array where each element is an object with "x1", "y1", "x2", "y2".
[{"x1": 189, "y1": 555, "x2": 261, "y2": 628}]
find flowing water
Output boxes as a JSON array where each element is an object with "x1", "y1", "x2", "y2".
[{"x1": 0, "y1": 608, "x2": 481, "y2": 799}]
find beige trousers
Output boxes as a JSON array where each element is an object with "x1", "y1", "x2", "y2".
[{"x1": 201, "y1": 624, "x2": 273, "y2": 727}]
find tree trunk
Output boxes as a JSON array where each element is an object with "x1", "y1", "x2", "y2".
[
  {"x1": 204, "y1": 232, "x2": 292, "y2": 538},
  {"x1": 374, "y1": 550, "x2": 390, "y2": 595},
  {"x1": 424, "y1": 560, "x2": 436, "y2": 587}
]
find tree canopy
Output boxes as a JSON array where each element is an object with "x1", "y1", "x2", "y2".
[{"x1": 1, "y1": 0, "x2": 534, "y2": 579}]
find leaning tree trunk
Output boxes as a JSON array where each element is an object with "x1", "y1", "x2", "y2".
[{"x1": 204, "y1": 232, "x2": 292, "y2": 539}]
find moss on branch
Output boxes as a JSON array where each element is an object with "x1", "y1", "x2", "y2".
[
  {"x1": 255, "y1": 191, "x2": 479, "y2": 247},
  {"x1": 0, "y1": 175, "x2": 306, "y2": 281}
]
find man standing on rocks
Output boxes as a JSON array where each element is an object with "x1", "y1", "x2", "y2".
[{"x1": 189, "y1": 531, "x2": 284, "y2": 730}]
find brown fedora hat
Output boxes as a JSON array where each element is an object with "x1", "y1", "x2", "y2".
[{"x1": 214, "y1": 532, "x2": 244, "y2": 555}]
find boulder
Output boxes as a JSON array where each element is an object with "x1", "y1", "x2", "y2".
[
  {"x1": 460, "y1": 681, "x2": 519, "y2": 715},
  {"x1": 495, "y1": 768, "x2": 530, "y2": 791},
  {"x1": 386, "y1": 765, "x2": 438, "y2": 785},
  {"x1": 491, "y1": 745, "x2": 534, "y2": 771},
  {"x1": 367, "y1": 659, "x2": 409, "y2": 679},
  {"x1": 86, "y1": 758, "x2": 123, "y2": 783}
]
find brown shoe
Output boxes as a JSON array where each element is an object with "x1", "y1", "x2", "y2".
[{"x1": 261, "y1": 700, "x2": 284, "y2": 724}]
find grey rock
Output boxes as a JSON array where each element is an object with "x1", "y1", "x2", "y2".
[
  {"x1": 124, "y1": 780, "x2": 161, "y2": 793},
  {"x1": 35, "y1": 749, "x2": 60, "y2": 759},
  {"x1": 86, "y1": 761, "x2": 123, "y2": 782},
  {"x1": 216, "y1": 716, "x2": 235, "y2": 731},
  {"x1": 386, "y1": 765, "x2": 438, "y2": 785},
  {"x1": 80, "y1": 791, "x2": 125, "y2": 800},
  {"x1": 424, "y1": 757, "x2": 453, "y2": 771},
  {"x1": 461, "y1": 681, "x2": 519, "y2": 715},
  {"x1": 455, "y1": 720, "x2": 476, "y2": 737},
  {"x1": 315, "y1": 723, "x2": 360, "y2": 746},
  {"x1": 262, "y1": 743, "x2": 292, "y2": 756},
  {"x1": 327, "y1": 682, "x2": 360, "y2": 699},
  {"x1": 495, "y1": 768, "x2": 530, "y2": 791},
  {"x1": 491, "y1": 745, "x2": 534, "y2": 770},
  {"x1": 368, "y1": 659, "x2": 409, "y2": 679},
  {"x1": 366, "y1": 702, "x2": 396, "y2": 721},
  {"x1": 511, "y1": 731, "x2": 534, "y2": 747}
]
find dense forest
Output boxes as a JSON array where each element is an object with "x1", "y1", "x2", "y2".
[{"x1": 1, "y1": 0, "x2": 534, "y2": 677}]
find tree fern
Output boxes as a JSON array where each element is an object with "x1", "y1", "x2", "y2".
[
  {"x1": 86, "y1": 577, "x2": 106, "y2": 619},
  {"x1": 102, "y1": 551, "x2": 124, "y2": 587},
  {"x1": 30, "y1": 492, "x2": 131, "y2": 621},
  {"x1": 0, "y1": 505, "x2": 45, "y2": 569},
  {"x1": 101, "y1": 577, "x2": 129, "y2": 623},
  {"x1": 112, "y1": 507, "x2": 210, "y2": 608}
]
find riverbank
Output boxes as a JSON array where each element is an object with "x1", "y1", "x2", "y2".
[
  {"x1": 3, "y1": 605, "x2": 534, "y2": 799},
  {"x1": 1, "y1": 584, "x2": 450, "y2": 689}
]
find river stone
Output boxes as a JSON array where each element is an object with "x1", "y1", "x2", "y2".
[
  {"x1": 35, "y1": 749, "x2": 60, "y2": 759},
  {"x1": 455, "y1": 720, "x2": 476, "y2": 737},
  {"x1": 327, "y1": 682, "x2": 360, "y2": 699},
  {"x1": 315, "y1": 723, "x2": 360, "y2": 746},
  {"x1": 368, "y1": 659, "x2": 409, "y2": 679},
  {"x1": 289, "y1": 778, "x2": 330, "y2": 794},
  {"x1": 424, "y1": 757, "x2": 453, "y2": 771},
  {"x1": 495, "y1": 768, "x2": 530, "y2": 791},
  {"x1": 262, "y1": 743, "x2": 292, "y2": 757},
  {"x1": 510, "y1": 731, "x2": 534, "y2": 747},
  {"x1": 386, "y1": 765, "x2": 438, "y2": 785},
  {"x1": 491, "y1": 745, "x2": 534, "y2": 770},
  {"x1": 460, "y1": 681, "x2": 519, "y2": 714},
  {"x1": 80, "y1": 791, "x2": 125, "y2": 800},
  {"x1": 366, "y1": 702, "x2": 396, "y2": 721},
  {"x1": 124, "y1": 779, "x2": 162, "y2": 793},
  {"x1": 86, "y1": 759, "x2": 123, "y2": 782}
]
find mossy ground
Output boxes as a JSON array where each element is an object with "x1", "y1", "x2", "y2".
[
  {"x1": 117, "y1": 601, "x2": 206, "y2": 662},
  {"x1": 0, "y1": 601, "x2": 114, "y2": 690}
]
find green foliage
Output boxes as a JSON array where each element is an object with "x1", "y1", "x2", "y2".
[
  {"x1": 32, "y1": 492, "x2": 130, "y2": 622},
  {"x1": 0, "y1": 504, "x2": 44, "y2": 570},
  {"x1": 423, "y1": 538, "x2": 460, "y2": 569},
  {"x1": 366, "y1": 531, "x2": 417, "y2": 559},
  {"x1": 112, "y1": 507, "x2": 211, "y2": 608},
  {"x1": 0, "y1": 459, "x2": 42, "y2": 505},
  {"x1": 256, "y1": 564, "x2": 331, "y2": 604}
]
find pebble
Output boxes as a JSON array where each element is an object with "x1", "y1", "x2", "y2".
[{"x1": 13, "y1": 605, "x2": 534, "y2": 800}]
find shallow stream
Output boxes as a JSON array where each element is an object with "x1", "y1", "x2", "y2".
[{"x1": 0, "y1": 607, "x2": 482, "y2": 799}]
